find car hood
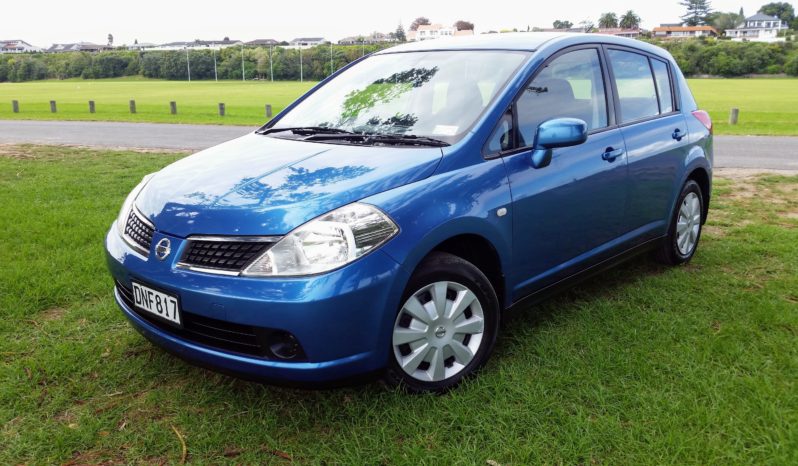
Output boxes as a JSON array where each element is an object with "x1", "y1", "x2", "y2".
[{"x1": 135, "y1": 133, "x2": 442, "y2": 237}]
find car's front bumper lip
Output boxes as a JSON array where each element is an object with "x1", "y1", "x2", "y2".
[
  {"x1": 115, "y1": 287, "x2": 377, "y2": 382},
  {"x1": 106, "y1": 225, "x2": 410, "y2": 383}
]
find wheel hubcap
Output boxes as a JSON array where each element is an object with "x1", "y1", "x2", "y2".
[
  {"x1": 676, "y1": 192, "x2": 701, "y2": 256},
  {"x1": 392, "y1": 281, "x2": 484, "y2": 383}
]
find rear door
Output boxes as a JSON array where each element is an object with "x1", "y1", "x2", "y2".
[
  {"x1": 488, "y1": 46, "x2": 629, "y2": 298},
  {"x1": 606, "y1": 47, "x2": 690, "y2": 241}
]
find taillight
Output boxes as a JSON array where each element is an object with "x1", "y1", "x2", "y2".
[{"x1": 692, "y1": 110, "x2": 712, "y2": 134}]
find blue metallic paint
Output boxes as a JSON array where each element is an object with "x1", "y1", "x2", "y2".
[{"x1": 106, "y1": 33, "x2": 712, "y2": 383}]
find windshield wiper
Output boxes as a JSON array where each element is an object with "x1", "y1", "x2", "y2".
[
  {"x1": 256, "y1": 126, "x2": 355, "y2": 136},
  {"x1": 303, "y1": 133, "x2": 450, "y2": 147}
]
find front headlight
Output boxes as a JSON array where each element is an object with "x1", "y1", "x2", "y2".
[
  {"x1": 116, "y1": 173, "x2": 155, "y2": 237},
  {"x1": 242, "y1": 203, "x2": 399, "y2": 277}
]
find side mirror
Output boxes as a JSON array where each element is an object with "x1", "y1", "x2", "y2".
[{"x1": 530, "y1": 118, "x2": 588, "y2": 169}]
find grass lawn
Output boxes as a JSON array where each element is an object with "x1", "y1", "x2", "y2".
[
  {"x1": 1, "y1": 78, "x2": 797, "y2": 136},
  {"x1": 0, "y1": 78, "x2": 316, "y2": 126},
  {"x1": 1, "y1": 145, "x2": 797, "y2": 464}
]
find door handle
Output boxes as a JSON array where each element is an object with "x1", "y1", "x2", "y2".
[
  {"x1": 602, "y1": 147, "x2": 624, "y2": 162},
  {"x1": 672, "y1": 128, "x2": 684, "y2": 141}
]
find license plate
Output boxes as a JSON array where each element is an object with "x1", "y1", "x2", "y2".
[{"x1": 131, "y1": 281, "x2": 181, "y2": 326}]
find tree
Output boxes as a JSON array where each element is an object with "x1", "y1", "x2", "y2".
[
  {"x1": 680, "y1": 0, "x2": 713, "y2": 26},
  {"x1": 709, "y1": 11, "x2": 744, "y2": 33},
  {"x1": 453, "y1": 20, "x2": 475, "y2": 31},
  {"x1": 395, "y1": 24, "x2": 406, "y2": 42},
  {"x1": 409, "y1": 17, "x2": 430, "y2": 31},
  {"x1": 598, "y1": 12, "x2": 619, "y2": 28},
  {"x1": 579, "y1": 20, "x2": 596, "y2": 32},
  {"x1": 552, "y1": 20, "x2": 573, "y2": 29},
  {"x1": 758, "y1": 2, "x2": 795, "y2": 23},
  {"x1": 619, "y1": 10, "x2": 642, "y2": 29}
]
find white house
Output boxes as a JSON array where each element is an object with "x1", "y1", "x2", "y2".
[
  {"x1": 0, "y1": 39, "x2": 41, "y2": 53},
  {"x1": 149, "y1": 39, "x2": 243, "y2": 51},
  {"x1": 725, "y1": 13, "x2": 789, "y2": 42},
  {"x1": 408, "y1": 24, "x2": 474, "y2": 41},
  {"x1": 652, "y1": 25, "x2": 719, "y2": 40},
  {"x1": 288, "y1": 37, "x2": 327, "y2": 48}
]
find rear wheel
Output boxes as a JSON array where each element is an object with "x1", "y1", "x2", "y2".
[
  {"x1": 385, "y1": 252, "x2": 500, "y2": 393},
  {"x1": 655, "y1": 180, "x2": 704, "y2": 265}
]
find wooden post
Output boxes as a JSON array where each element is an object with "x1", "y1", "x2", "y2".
[
  {"x1": 50, "y1": 100, "x2": 57, "y2": 113},
  {"x1": 729, "y1": 108, "x2": 739, "y2": 125},
  {"x1": 265, "y1": 104, "x2": 272, "y2": 118},
  {"x1": 218, "y1": 102, "x2": 225, "y2": 116},
  {"x1": 12, "y1": 100, "x2": 19, "y2": 113},
  {"x1": 129, "y1": 100, "x2": 136, "y2": 114},
  {"x1": 170, "y1": 101, "x2": 177, "y2": 115},
  {"x1": 88, "y1": 100, "x2": 95, "y2": 113}
]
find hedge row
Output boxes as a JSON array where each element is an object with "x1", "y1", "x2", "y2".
[{"x1": 1, "y1": 39, "x2": 797, "y2": 82}]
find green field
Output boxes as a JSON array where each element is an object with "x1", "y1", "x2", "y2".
[
  {"x1": 1, "y1": 145, "x2": 797, "y2": 464},
  {"x1": 0, "y1": 78, "x2": 315, "y2": 126},
  {"x1": 0, "y1": 78, "x2": 796, "y2": 135}
]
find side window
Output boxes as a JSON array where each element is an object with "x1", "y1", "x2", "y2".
[
  {"x1": 650, "y1": 59, "x2": 674, "y2": 113},
  {"x1": 515, "y1": 49, "x2": 608, "y2": 146},
  {"x1": 607, "y1": 49, "x2": 659, "y2": 123}
]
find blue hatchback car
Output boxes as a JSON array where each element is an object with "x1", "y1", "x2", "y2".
[{"x1": 106, "y1": 33, "x2": 713, "y2": 392}]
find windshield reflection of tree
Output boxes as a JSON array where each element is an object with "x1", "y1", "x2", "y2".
[{"x1": 324, "y1": 67, "x2": 438, "y2": 134}]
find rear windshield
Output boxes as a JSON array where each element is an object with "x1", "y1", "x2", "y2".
[{"x1": 270, "y1": 51, "x2": 529, "y2": 143}]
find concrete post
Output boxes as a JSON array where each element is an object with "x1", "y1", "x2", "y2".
[
  {"x1": 50, "y1": 100, "x2": 57, "y2": 113},
  {"x1": 265, "y1": 104, "x2": 272, "y2": 118},
  {"x1": 12, "y1": 100, "x2": 19, "y2": 113},
  {"x1": 170, "y1": 101, "x2": 177, "y2": 115},
  {"x1": 218, "y1": 103, "x2": 225, "y2": 116},
  {"x1": 89, "y1": 100, "x2": 95, "y2": 113},
  {"x1": 129, "y1": 100, "x2": 136, "y2": 114},
  {"x1": 729, "y1": 108, "x2": 739, "y2": 125}
]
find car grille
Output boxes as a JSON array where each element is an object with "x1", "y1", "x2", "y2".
[
  {"x1": 115, "y1": 280, "x2": 270, "y2": 357},
  {"x1": 124, "y1": 209, "x2": 154, "y2": 253},
  {"x1": 179, "y1": 239, "x2": 275, "y2": 272}
]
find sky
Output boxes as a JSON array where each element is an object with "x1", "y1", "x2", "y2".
[{"x1": 4, "y1": 0, "x2": 787, "y2": 47}]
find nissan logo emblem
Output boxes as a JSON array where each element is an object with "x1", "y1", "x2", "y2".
[{"x1": 155, "y1": 238, "x2": 171, "y2": 261}]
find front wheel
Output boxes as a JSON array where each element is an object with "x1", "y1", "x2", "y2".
[
  {"x1": 385, "y1": 252, "x2": 500, "y2": 393},
  {"x1": 655, "y1": 179, "x2": 704, "y2": 265}
]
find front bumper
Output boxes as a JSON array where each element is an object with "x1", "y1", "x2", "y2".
[{"x1": 106, "y1": 224, "x2": 409, "y2": 383}]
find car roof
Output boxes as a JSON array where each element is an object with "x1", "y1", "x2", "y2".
[{"x1": 376, "y1": 32, "x2": 672, "y2": 61}]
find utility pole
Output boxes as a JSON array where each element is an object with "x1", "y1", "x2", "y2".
[
  {"x1": 185, "y1": 47, "x2": 191, "y2": 82},
  {"x1": 241, "y1": 43, "x2": 245, "y2": 81},
  {"x1": 212, "y1": 48, "x2": 218, "y2": 82},
  {"x1": 329, "y1": 42, "x2": 333, "y2": 76},
  {"x1": 299, "y1": 46, "x2": 303, "y2": 82},
  {"x1": 269, "y1": 45, "x2": 274, "y2": 82}
]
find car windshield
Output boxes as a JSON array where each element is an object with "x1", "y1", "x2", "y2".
[{"x1": 266, "y1": 50, "x2": 529, "y2": 144}]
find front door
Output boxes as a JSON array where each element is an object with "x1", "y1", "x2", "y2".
[{"x1": 486, "y1": 47, "x2": 630, "y2": 299}]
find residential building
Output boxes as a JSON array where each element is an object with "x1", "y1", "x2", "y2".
[
  {"x1": 725, "y1": 13, "x2": 789, "y2": 42},
  {"x1": 0, "y1": 39, "x2": 41, "y2": 53},
  {"x1": 46, "y1": 42, "x2": 111, "y2": 52},
  {"x1": 408, "y1": 24, "x2": 474, "y2": 41},
  {"x1": 338, "y1": 32, "x2": 398, "y2": 45},
  {"x1": 652, "y1": 25, "x2": 718, "y2": 39},
  {"x1": 149, "y1": 38, "x2": 242, "y2": 51},
  {"x1": 289, "y1": 37, "x2": 327, "y2": 47},
  {"x1": 245, "y1": 39, "x2": 280, "y2": 46},
  {"x1": 595, "y1": 28, "x2": 643, "y2": 39}
]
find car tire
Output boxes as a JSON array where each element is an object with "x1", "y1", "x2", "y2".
[
  {"x1": 654, "y1": 179, "x2": 704, "y2": 266},
  {"x1": 384, "y1": 251, "x2": 500, "y2": 394}
]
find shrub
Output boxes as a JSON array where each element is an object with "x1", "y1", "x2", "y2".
[{"x1": 785, "y1": 55, "x2": 798, "y2": 76}]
